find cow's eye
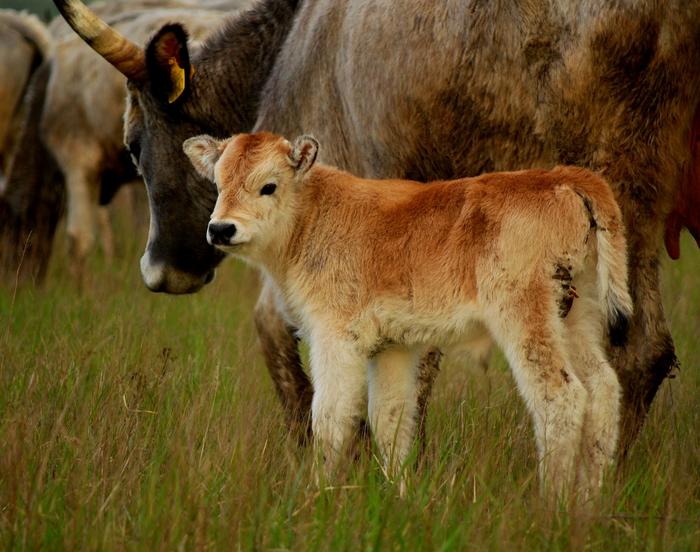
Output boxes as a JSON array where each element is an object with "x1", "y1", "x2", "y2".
[
  {"x1": 127, "y1": 140, "x2": 141, "y2": 164},
  {"x1": 260, "y1": 183, "x2": 277, "y2": 196}
]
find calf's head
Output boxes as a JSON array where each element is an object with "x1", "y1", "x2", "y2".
[{"x1": 184, "y1": 132, "x2": 318, "y2": 257}]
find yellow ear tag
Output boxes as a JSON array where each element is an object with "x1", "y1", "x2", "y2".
[{"x1": 167, "y1": 57, "x2": 186, "y2": 104}]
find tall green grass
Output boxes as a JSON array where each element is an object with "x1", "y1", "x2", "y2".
[{"x1": 1, "y1": 196, "x2": 699, "y2": 550}]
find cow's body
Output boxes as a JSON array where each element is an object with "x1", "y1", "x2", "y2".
[
  {"x1": 54, "y1": 0, "x2": 700, "y2": 449},
  {"x1": 0, "y1": 10, "x2": 51, "y2": 186},
  {"x1": 188, "y1": 131, "x2": 631, "y2": 498},
  {"x1": 0, "y1": 10, "x2": 58, "y2": 283},
  {"x1": 252, "y1": 0, "x2": 700, "y2": 448}
]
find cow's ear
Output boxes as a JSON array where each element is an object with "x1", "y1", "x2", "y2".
[
  {"x1": 146, "y1": 24, "x2": 194, "y2": 104},
  {"x1": 288, "y1": 135, "x2": 319, "y2": 174},
  {"x1": 183, "y1": 135, "x2": 226, "y2": 181}
]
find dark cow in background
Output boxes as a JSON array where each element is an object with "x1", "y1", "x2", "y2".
[
  {"x1": 40, "y1": 3, "x2": 235, "y2": 283},
  {"x1": 0, "y1": 0, "x2": 251, "y2": 286},
  {"x1": 55, "y1": 0, "x2": 700, "y2": 452},
  {"x1": 0, "y1": 10, "x2": 59, "y2": 284},
  {"x1": 0, "y1": 10, "x2": 51, "y2": 183}
]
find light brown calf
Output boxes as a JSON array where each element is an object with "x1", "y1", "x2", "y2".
[{"x1": 184, "y1": 131, "x2": 632, "y2": 500}]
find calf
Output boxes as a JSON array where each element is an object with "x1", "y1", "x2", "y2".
[{"x1": 184, "y1": 131, "x2": 632, "y2": 499}]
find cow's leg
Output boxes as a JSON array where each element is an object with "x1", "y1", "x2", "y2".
[
  {"x1": 0, "y1": 62, "x2": 63, "y2": 285},
  {"x1": 97, "y1": 207, "x2": 114, "y2": 263},
  {"x1": 254, "y1": 280, "x2": 314, "y2": 445},
  {"x1": 368, "y1": 345, "x2": 419, "y2": 492},
  {"x1": 611, "y1": 229, "x2": 678, "y2": 454},
  {"x1": 308, "y1": 332, "x2": 367, "y2": 479},
  {"x1": 563, "y1": 275, "x2": 621, "y2": 495},
  {"x1": 64, "y1": 165, "x2": 101, "y2": 284},
  {"x1": 414, "y1": 348, "x2": 441, "y2": 455},
  {"x1": 486, "y1": 285, "x2": 588, "y2": 501}
]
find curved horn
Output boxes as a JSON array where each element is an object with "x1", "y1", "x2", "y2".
[{"x1": 53, "y1": 0, "x2": 146, "y2": 81}]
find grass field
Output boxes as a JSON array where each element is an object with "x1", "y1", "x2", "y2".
[{"x1": 1, "y1": 195, "x2": 699, "y2": 550}]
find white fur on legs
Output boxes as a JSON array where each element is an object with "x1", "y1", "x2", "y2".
[
  {"x1": 309, "y1": 331, "x2": 367, "y2": 481},
  {"x1": 564, "y1": 280, "x2": 621, "y2": 495},
  {"x1": 368, "y1": 345, "x2": 419, "y2": 491},
  {"x1": 576, "y1": 356, "x2": 620, "y2": 494},
  {"x1": 486, "y1": 295, "x2": 588, "y2": 501}
]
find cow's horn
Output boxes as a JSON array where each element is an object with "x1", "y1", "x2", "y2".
[{"x1": 53, "y1": 0, "x2": 146, "y2": 81}]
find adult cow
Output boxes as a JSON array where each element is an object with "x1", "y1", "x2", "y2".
[
  {"x1": 0, "y1": 10, "x2": 58, "y2": 284},
  {"x1": 1, "y1": 0, "x2": 251, "y2": 286},
  {"x1": 55, "y1": 0, "x2": 700, "y2": 452},
  {"x1": 0, "y1": 10, "x2": 51, "y2": 183}
]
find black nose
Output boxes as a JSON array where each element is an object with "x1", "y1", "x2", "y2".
[{"x1": 208, "y1": 221, "x2": 237, "y2": 245}]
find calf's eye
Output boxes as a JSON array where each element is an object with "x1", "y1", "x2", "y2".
[{"x1": 260, "y1": 183, "x2": 277, "y2": 196}]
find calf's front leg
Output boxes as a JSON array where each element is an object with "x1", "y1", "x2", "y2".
[
  {"x1": 308, "y1": 331, "x2": 367, "y2": 480},
  {"x1": 368, "y1": 345, "x2": 420, "y2": 492},
  {"x1": 254, "y1": 281, "x2": 441, "y2": 454}
]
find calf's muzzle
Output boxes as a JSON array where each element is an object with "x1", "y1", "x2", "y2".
[{"x1": 207, "y1": 221, "x2": 237, "y2": 245}]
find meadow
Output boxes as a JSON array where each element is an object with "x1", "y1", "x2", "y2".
[{"x1": 1, "y1": 193, "x2": 699, "y2": 550}]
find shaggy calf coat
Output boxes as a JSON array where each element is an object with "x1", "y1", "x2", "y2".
[{"x1": 185, "y1": 131, "x2": 632, "y2": 499}]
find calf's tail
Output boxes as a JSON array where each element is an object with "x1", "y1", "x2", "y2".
[{"x1": 575, "y1": 182, "x2": 634, "y2": 347}]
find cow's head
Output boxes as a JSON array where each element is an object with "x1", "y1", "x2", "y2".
[
  {"x1": 123, "y1": 24, "x2": 226, "y2": 293},
  {"x1": 183, "y1": 132, "x2": 318, "y2": 259},
  {"x1": 52, "y1": 0, "x2": 261, "y2": 293}
]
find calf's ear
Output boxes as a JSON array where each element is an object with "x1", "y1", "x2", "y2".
[
  {"x1": 288, "y1": 135, "x2": 319, "y2": 174},
  {"x1": 146, "y1": 24, "x2": 193, "y2": 105},
  {"x1": 183, "y1": 135, "x2": 225, "y2": 181}
]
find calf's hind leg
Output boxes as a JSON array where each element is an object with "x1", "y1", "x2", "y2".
[
  {"x1": 486, "y1": 287, "x2": 588, "y2": 500},
  {"x1": 563, "y1": 278, "x2": 621, "y2": 495}
]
